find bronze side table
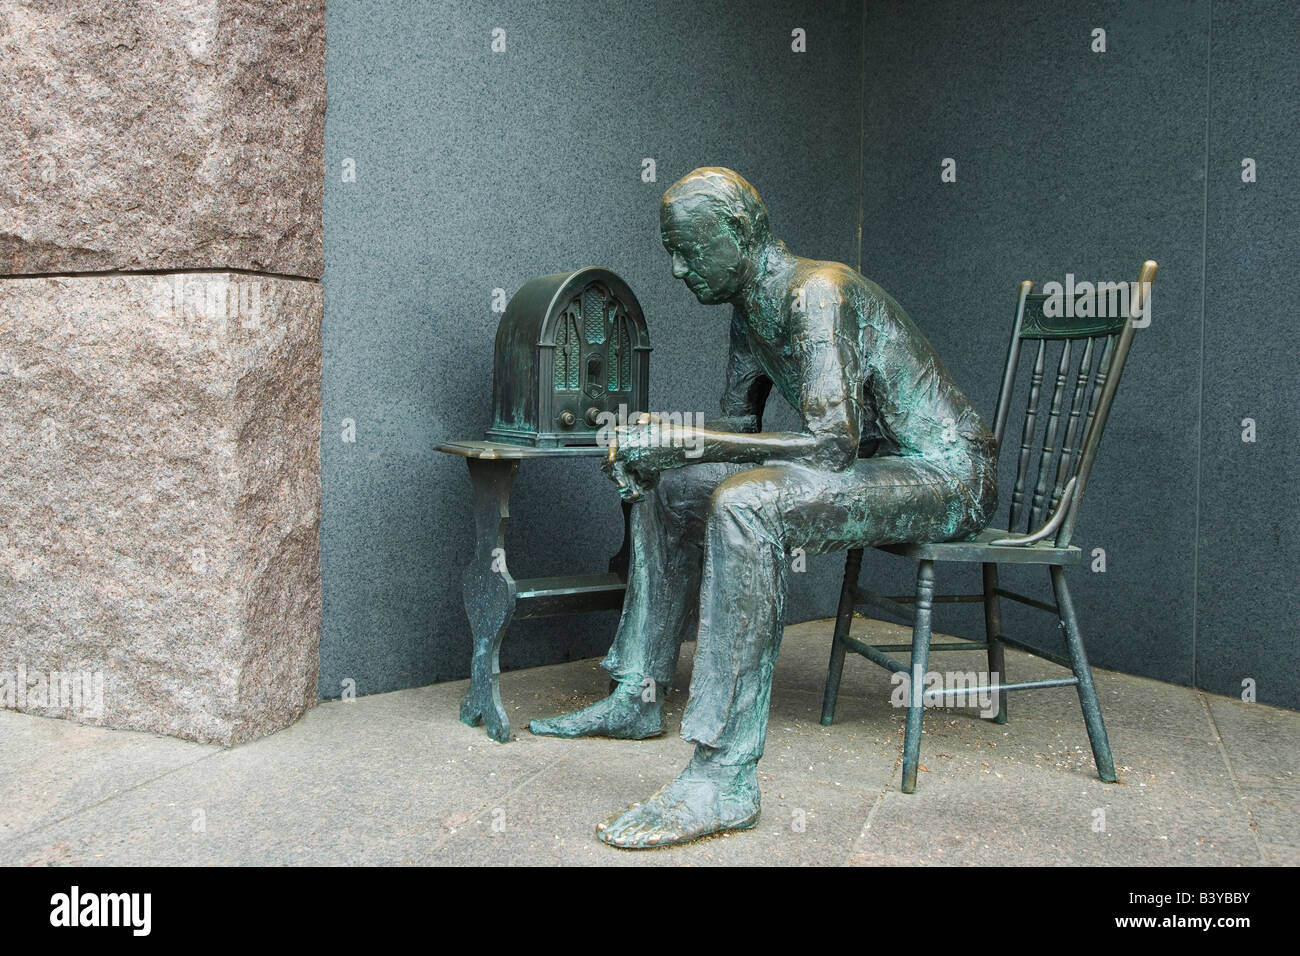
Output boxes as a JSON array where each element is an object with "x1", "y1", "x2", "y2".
[{"x1": 433, "y1": 440, "x2": 632, "y2": 742}]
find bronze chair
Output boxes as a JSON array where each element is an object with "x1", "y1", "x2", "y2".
[{"x1": 821, "y1": 260, "x2": 1157, "y2": 793}]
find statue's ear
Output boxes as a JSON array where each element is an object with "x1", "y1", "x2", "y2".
[{"x1": 727, "y1": 212, "x2": 755, "y2": 251}]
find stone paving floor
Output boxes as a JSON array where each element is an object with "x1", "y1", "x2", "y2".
[{"x1": 2, "y1": 618, "x2": 1296, "y2": 866}]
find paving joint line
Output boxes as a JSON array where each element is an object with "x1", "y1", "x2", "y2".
[
  {"x1": 2, "y1": 746, "x2": 225, "y2": 850},
  {"x1": 1200, "y1": 692, "x2": 1266, "y2": 863},
  {"x1": 423, "y1": 742, "x2": 577, "y2": 857}
]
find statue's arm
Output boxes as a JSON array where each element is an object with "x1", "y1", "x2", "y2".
[
  {"x1": 687, "y1": 329, "x2": 862, "y2": 470},
  {"x1": 623, "y1": 281, "x2": 863, "y2": 474},
  {"x1": 703, "y1": 307, "x2": 771, "y2": 434}
]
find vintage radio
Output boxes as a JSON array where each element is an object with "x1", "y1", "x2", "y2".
[{"x1": 486, "y1": 267, "x2": 651, "y2": 447}]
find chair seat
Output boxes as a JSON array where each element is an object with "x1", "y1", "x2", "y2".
[{"x1": 876, "y1": 527, "x2": 1081, "y2": 565}]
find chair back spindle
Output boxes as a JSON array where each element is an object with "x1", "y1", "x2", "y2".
[
  {"x1": 1027, "y1": 338, "x2": 1073, "y2": 533},
  {"x1": 1007, "y1": 339, "x2": 1045, "y2": 532},
  {"x1": 1047, "y1": 336, "x2": 1095, "y2": 517}
]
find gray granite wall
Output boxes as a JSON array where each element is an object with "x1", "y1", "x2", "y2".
[
  {"x1": 856, "y1": 0, "x2": 1298, "y2": 710},
  {"x1": 1195, "y1": 0, "x2": 1299, "y2": 709}
]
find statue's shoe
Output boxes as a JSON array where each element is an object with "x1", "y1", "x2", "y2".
[
  {"x1": 593, "y1": 753, "x2": 763, "y2": 849},
  {"x1": 595, "y1": 802, "x2": 760, "y2": 849},
  {"x1": 528, "y1": 691, "x2": 663, "y2": 739}
]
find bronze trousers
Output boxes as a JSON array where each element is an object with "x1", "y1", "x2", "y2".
[{"x1": 602, "y1": 447, "x2": 997, "y2": 765}]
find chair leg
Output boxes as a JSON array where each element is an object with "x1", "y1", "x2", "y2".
[
  {"x1": 1049, "y1": 565, "x2": 1117, "y2": 783},
  {"x1": 821, "y1": 548, "x2": 863, "y2": 726},
  {"x1": 982, "y1": 562, "x2": 1008, "y2": 724},
  {"x1": 901, "y1": 560, "x2": 935, "y2": 794}
]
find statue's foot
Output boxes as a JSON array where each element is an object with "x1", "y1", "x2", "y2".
[
  {"x1": 529, "y1": 686, "x2": 663, "y2": 739},
  {"x1": 596, "y1": 749, "x2": 760, "y2": 849}
]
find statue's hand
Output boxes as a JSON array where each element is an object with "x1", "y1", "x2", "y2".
[
  {"x1": 611, "y1": 413, "x2": 693, "y2": 475},
  {"x1": 602, "y1": 455, "x2": 654, "y2": 503},
  {"x1": 602, "y1": 414, "x2": 663, "y2": 503}
]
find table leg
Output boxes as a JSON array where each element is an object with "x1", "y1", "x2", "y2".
[{"x1": 458, "y1": 457, "x2": 519, "y2": 743}]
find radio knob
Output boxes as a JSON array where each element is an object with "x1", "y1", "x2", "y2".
[
  {"x1": 585, "y1": 407, "x2": 601, "y2": 426},
  {"x1": 559, "y1": 410, "x2": 576, "y2": 428}
]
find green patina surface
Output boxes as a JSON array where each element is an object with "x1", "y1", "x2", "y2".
[
  {"x1": 530, "y1": 168, "x2": 998, "y2": 849},
  {"x1": 487, "y1": 268, "x2": 650, "y2": 448}
]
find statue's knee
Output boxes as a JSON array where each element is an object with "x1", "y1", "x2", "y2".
[
  {"x1": 708, "y1": 479, "x2": 777, "y2": 541},
  {"x1": 708, "y1": 479, "x2": 750, "y2": 519}
]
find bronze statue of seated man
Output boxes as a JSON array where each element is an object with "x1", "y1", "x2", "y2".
[{"x1": 530, "y1": 167, "x2": 999, "y2": 848}]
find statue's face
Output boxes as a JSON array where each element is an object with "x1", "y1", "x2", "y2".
[{"x1": 660, "y1": 200, "x2": 750, "y2": 305}]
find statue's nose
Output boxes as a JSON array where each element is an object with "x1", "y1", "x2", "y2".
[{"x1": 670, "y1": 253, "x2": 689, "y2": 278}]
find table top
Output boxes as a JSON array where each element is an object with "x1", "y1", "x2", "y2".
[{"x1": 433, "y1": 439, "x2": 609, "y2": 459}]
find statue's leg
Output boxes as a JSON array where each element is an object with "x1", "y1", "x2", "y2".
[
  {"x1": 529, "y1": 462, "x2": 746, "y2": 739},
  {"x1": 597, "y1": 466, "x2": 791, "y2": 846},
  {"x1": 597, "y1": 457, "x2": 986, "y2": 848}
]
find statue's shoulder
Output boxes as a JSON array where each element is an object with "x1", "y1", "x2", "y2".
[
  {"x1": 790, "y1": 259, "x2": 908, "y2": 325},
  {"x1": 791, "y1": 257, "x2": 861, "y2": 295}
]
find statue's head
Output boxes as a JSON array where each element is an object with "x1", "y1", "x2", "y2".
[{"x1": 660, "y1": 167, "x2": 772, "y2": 304}]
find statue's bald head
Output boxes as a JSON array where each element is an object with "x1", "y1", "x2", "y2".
[
  {"x1": 659, "y1": 168, "x2": 774, "y2": 304},
  {"x1": 660, "y1": 167, "x2": 771, "y2": 248}
]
